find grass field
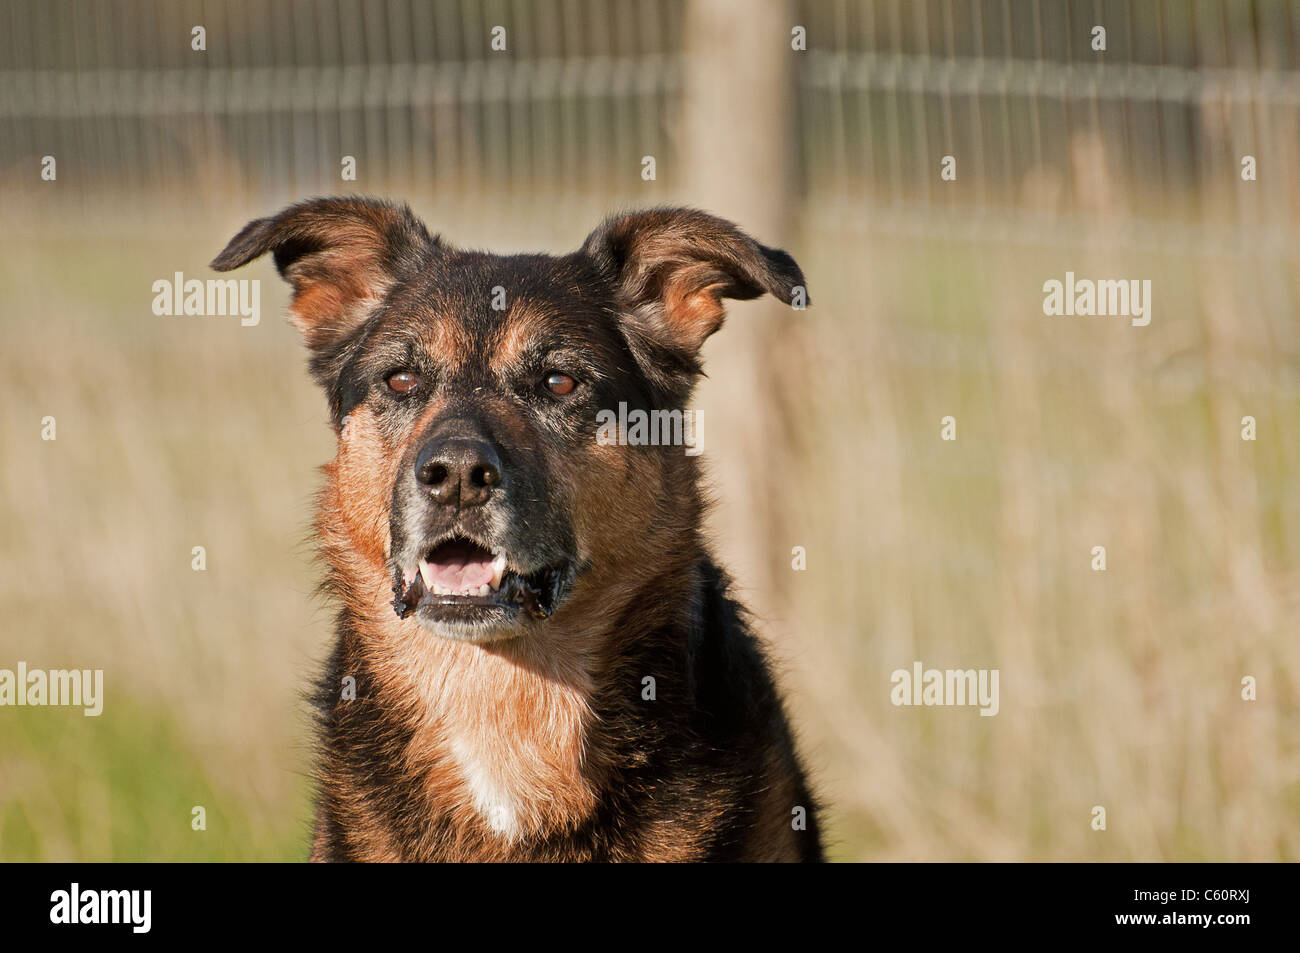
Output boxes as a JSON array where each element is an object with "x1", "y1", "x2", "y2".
[{"x1": 1, "y1": 200, "x2": 1297, "y2": 861}]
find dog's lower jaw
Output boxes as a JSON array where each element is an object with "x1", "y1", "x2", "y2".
[{"x1": 418, "y1": 617, "x2": 526, "y2": 644}]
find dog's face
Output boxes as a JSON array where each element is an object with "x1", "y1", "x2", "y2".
[{"x1": 213, "y1": 198, "x2": 806, "y2": 643}]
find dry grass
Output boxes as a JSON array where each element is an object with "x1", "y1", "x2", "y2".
[
  {"x1": 728, "y1": 220, "x2": 1300, "y2": 861},
  {"x1": 1, "y1": 195, "x2": 1297, "y2": 861}
]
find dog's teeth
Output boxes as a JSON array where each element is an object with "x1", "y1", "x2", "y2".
[
  {"x1": 419, "y1": 561, "x2": 436, "y2": 592},
  {"x1": 490, "y1": 551, "x2": 507, "y2": 590},
  {"x1": 477, "y1": 584, "x2": 490, "y2": 596}
]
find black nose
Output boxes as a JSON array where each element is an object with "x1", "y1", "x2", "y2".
[{"x1": 414, "y1": 434, "x2": 502, "y2": 507}]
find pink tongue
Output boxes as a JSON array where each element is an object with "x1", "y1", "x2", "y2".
[{"x1": 423, "y1": 552, "x2": 494, "y2": 591}]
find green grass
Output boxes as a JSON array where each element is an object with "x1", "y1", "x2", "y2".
[{"x1": 1, "y1": 701, "x2": 311, "y2": 862}]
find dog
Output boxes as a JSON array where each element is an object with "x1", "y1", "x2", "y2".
[{"x1": 212, "y1": 198, "x2": 823, "y2": 861}]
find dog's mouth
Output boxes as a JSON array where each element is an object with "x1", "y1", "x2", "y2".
[{"x1": 391, "y1": 534, "x2": 574, "y2": 626}]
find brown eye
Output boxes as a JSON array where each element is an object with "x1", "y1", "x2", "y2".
[
  {"x1": 545, "y1": 372, "x2": 577, "y2": 396},
  {"x1": 386, "y1": 371, "x2": 418, "y2": 394}
]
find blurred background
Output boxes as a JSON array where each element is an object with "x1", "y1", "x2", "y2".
[{"x1": 2, "y1": 0, "x2": 1298, "y2": 862}]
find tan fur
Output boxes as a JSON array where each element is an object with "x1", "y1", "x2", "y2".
[{"x1": 490, "y1": 303, "x2": 553, "y2": 372}]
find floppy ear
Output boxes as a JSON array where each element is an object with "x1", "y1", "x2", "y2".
[
  {"x1": 211, "y1": 197, "x2": 434, "y2": 351},
  {"x1": 581, "y1": 207, "x2": 808, "y2": 356}
]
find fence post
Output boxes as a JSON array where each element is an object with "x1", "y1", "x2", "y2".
[{"x1": 682, "y1": 0, "x2": 798, "y2": 613}]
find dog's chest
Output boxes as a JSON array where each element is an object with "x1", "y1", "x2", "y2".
[
  {"x1": 442, "y1": 724, "x2": 565, "y2": 840},
  {"x1": 400, "y1": 645, "x2": 598, "y2": 844}
]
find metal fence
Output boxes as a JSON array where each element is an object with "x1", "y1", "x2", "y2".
[{"x1": 2, "y1": 0, "x2": 1299, "y2": 244}]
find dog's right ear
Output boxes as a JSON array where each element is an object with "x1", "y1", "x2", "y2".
[{"x1": 211, "y1": 197, "x2": 435, "y2": 351}]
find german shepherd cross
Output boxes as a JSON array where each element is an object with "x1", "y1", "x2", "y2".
[{"x1": 212, "y1": 198, "x2": 822, "y2": 862}]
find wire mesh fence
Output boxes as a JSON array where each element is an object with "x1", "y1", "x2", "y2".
[{"x1": 4, "y1": 0, "x2": 1300, "y2": 242}]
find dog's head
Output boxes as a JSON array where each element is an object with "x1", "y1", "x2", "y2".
[{"x1": 212, "y1": 197, "x2": 806, "y2": 643}]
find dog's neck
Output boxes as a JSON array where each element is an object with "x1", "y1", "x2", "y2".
[{"x1": 338, "y1": 550, "x2": 700, "y2": 846}]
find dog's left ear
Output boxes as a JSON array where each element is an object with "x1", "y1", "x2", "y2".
[
  {"x1": 211, "y1": 197, "x2": 434, "y2": 353},
  {"x1": 581, "y1": 207, "x2": 808, "y2": 356}
]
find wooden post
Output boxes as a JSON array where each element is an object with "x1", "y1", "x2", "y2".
[{"x1": 681, "y1": 0, "x2": 797, "y2": 613}]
